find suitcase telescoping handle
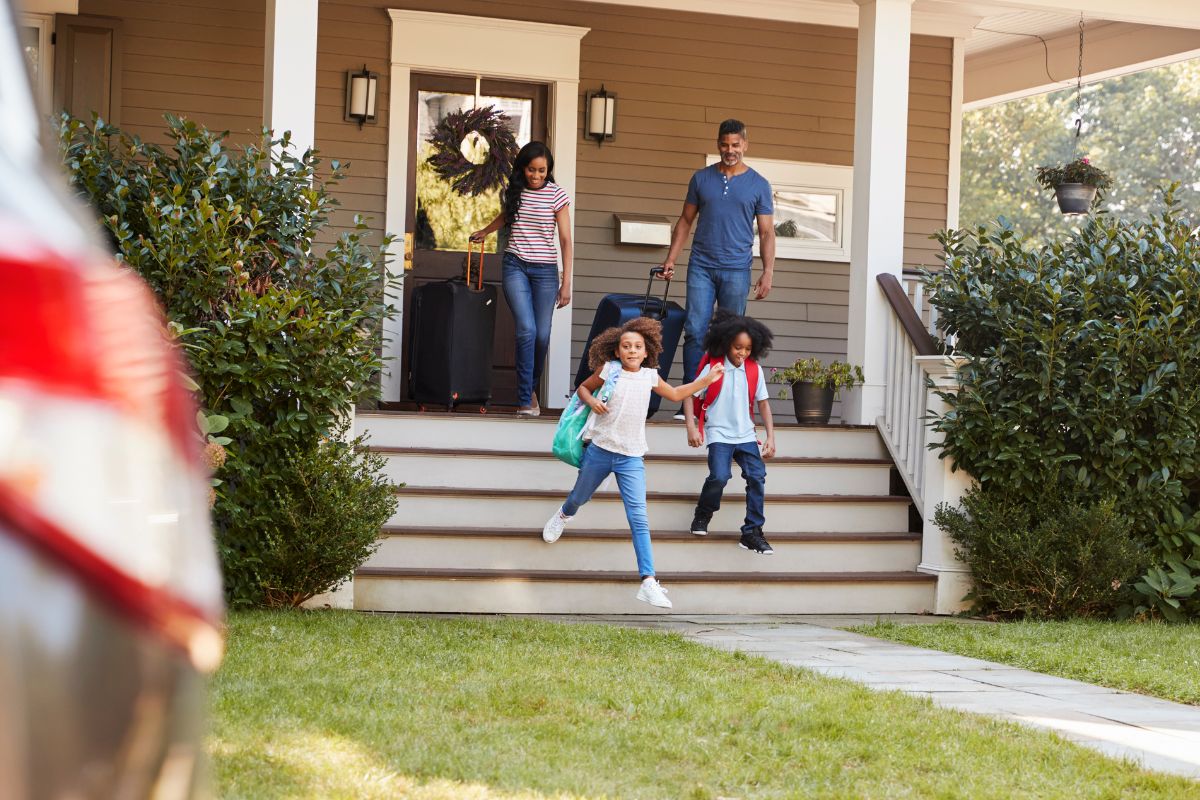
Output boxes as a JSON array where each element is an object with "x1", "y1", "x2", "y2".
[
  {"x1": 465, "y1": 237, "x2": 486, "y2": 291},
  {"x1": 640, "y1": 266, "x2": 671, "y2": 320}
]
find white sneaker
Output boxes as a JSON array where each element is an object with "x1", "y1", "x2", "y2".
[
  {"x1": 636, "y1": 577, "x2": 672, "y2": 608},
  {"x1": 672, "y1": 408, "x2": 686, "y2": 421},
  {"x1": 542, "y1": 507, "x2": 572, "y2": 543}
]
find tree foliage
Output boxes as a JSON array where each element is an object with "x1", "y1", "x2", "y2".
[
  {"x1": 58, "y1": 115, "x2": 398, "y2": 606},
  {"x1": 927, "y1": 191, "x2": 1200, "y2": 619},
  {"x1": 961, "y1": 59, "x2": 1200, "y2": 242}
]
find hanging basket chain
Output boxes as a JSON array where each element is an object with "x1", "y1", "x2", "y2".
[{"x1": 1072, "y1": 16, "x2": 1084, "y2": 158}]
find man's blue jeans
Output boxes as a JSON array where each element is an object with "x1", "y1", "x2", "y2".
[
  {"x1": 696, "y1": 441, "x2": 766, "y2": 534},
  {"x1": 683, "y1": 265, "x2": 751, "y2": 384},
  {"x1": 562, "y1": 444, "x2": 655, "y2": 577},
  {"x1": 502, "y1": 252, "x2": 559, "y2": 407}
]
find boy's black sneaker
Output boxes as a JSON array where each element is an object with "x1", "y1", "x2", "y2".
[
  {"x1": 739, "y1": 528, "x2": 775, "y2": 555},
  {"x1": 690, "y1": 510, "x2": 711, "y2": 536}
]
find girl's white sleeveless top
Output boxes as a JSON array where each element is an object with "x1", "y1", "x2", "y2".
[{"x1": 587, "y1": 367, "x2": 658, "y2": 458}]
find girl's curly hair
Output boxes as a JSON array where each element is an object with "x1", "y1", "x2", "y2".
[
  {"x1": 587, "y1": 316, "x2": 664, "y2": 372},
  {"x1": 703, "y1": 309, "x2": 774, "y2": 360}
]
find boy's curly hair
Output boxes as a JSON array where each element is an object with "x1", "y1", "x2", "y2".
[
  {"x1": 703, "y1": 309, "x2": 774, "y2": 360},
  {"x1": 587, "y1": 316, "x2": 664, "y2": 372}
]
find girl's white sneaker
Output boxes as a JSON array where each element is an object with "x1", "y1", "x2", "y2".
[
  {"x1": 636, "y1": 577, "x2": 672, "y2": 608},
  {"x1": 542, "y1": 507, "x2": 572, "y2": 543}
]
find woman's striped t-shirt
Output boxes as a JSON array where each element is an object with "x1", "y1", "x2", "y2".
[{"x1": 506, "y1": 182, "x2": 570, "y2": 264}]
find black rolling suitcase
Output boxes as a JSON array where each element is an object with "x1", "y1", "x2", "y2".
[
  {"x1": 574, "y1": 266, "x2": 686, "y2": 417},
  {"x1": 408, "y1": 241, "x2": 497, "y2": 411}
]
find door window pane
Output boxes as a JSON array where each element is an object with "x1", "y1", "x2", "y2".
[
  {"x1": 415, "y1": 91, "x2": 533, "y2": 253},
  {"x1": 20, "y1": 25, "x2": 39, "y2": 84},
  {"x1": 772, "y1": 190, "x2": 839, "y2": 244}
]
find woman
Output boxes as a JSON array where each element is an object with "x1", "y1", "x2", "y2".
[{"x1": 471, "y1": 141, "x2": 572, "y2": 416}]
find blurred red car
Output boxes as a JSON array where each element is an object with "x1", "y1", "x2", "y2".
[{"x1": 0, "y1": 2, "x2": 224, "y2": 797}]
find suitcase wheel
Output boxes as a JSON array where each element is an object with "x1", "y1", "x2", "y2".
[{"x1": 478, "y1": 405, "x2": 488, "y2": 415}]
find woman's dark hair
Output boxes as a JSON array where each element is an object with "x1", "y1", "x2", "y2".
[
  {"x1": 587, "y1": 317, "x2": 664, "y2": 371},
  {"x1": 703, "y1": 309, "x2": 773, "y2": 361},
  {"x1": 503, "y1": 141, "x2": 555, "y2": 228}
]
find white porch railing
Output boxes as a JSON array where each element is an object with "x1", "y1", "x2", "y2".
[
  {"x1": 876, "y1": 273, "x2": 972, "y2": 614},
  {"x1": 901, "y1": 269, "x2": 938, "y2": 338}
]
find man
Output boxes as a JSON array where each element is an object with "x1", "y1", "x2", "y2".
[{"x1": 659, "y1": 119, "x2": 775, "y2": 420}]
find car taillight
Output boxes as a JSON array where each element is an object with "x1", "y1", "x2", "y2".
[{"x1": 0, "y1": 244, "x2": 224, "y2": 672}]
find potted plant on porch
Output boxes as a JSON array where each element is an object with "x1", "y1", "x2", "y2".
[
  {"x1": 770, "y1": 358, "x2": 864, "y2": 425},
  {"x1": 1035, "y1": 156, "x2": 1111, "y2": 214}
]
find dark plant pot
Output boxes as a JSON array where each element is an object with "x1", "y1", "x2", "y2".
[
  {"x1": 791, "y1": 381, "x2": 835, "y2": 425},
  {"x1": 1054, "y1": 183, "x2": 1098, "y2": 215}
]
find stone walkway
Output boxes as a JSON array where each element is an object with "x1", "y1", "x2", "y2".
[{"x1": 551, "y1": 614, "x2": 1200, "y2": 780}]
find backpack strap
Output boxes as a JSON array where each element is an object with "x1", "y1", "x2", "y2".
[
  {"x1": 691, "y1": 354, "x2": 721, "y2": 436},
  {"x1": 745, "y1": 358, "x2": 759, "y2": 422}
]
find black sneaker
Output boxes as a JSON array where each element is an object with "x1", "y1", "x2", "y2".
[
  {"x1": 739, "y1": 528, "x2": 775, "y2": 555},
  {"x1": 690, "y1": 511, "x2": 710, "y2": 536}
]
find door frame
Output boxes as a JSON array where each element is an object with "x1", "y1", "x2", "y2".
[{"x1": 383, "y1": 9, "x2": 588, "y2": 407}]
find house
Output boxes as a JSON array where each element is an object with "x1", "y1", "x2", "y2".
[{"x1": 20, "y1": 0, "x2": 1200, "y2": 614}]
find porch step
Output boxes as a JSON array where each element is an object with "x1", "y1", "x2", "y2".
[
  {"x1": 367, "y1": 527, "x2": 921, "y2": 573},
  {"x1": 352, "y1": 568, "x2": 937, "y2": 614},
  {"x1": 374, "y1": 447, "x2": 893, "y2": 495},
  {"x1": 388, "y1": 486, "x2": 911, "y2": 532},
  {"x1": 355, "y1": 411, "x2": 888, "y2": 459}
]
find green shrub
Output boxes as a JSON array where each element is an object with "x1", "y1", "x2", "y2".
[
  {"x1": 58, "y1": 114, "x2": 397, "y2": 606},
  {"x1": 257, "y1": 423, "x2": 397, "y2": 608},
  {"x1": 936, "y1": 486, "x2": 1146, "y2": 619},
  {"x1": 927, "y1": 189, "x2": 1200, "y2": 619}
]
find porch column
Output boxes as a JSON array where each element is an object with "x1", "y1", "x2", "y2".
[
  {"x1": 845, "y1": 0, "x2": 913, "y2": 425},
  {"x1": 263, "y1": 0, "x2": 318, "y2": 153}
]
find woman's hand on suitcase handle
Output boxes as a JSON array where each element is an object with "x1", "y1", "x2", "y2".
[{"x1": 468, "y1": 229, "x2": 487, "y2": 243}]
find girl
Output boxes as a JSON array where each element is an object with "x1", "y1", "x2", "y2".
[
  {"x1": 542, "y1": 317, "x2": 724, "y2": 608},
  {"x1": 470, "y1": 141, "x2": 572, "y2": 416}
]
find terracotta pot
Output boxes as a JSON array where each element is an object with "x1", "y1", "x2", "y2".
[
  {"x1": 791, "y1": 380, "x2": 834, "y2": 425},
  {"x1": 1054, "y1": 182, "x2": 1098, "y2": 215}
]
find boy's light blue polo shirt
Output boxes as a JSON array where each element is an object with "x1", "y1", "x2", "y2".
[
  {"x1": 694, "y1": 358, "x2": 769, "y2": 445},
  {"x1": 685, "y1": 164, "x2": 773, "y2": 271}
]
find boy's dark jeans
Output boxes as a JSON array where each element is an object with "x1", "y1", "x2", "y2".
[{"x1": 697, "y1": 441, "x2": 766, "y2": 534}]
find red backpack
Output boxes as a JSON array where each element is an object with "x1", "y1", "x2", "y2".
[{"x1": 691, "y1": 354, "x2": 759, "y2": 436}]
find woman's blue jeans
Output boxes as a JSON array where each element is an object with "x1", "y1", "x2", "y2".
[
  {"x1": 562, "y1": 445, "x2": 655, "y2": 577},
  {"x1": 682, "y1": 264, "x2": 751, "y2": 384},
  {"x1": 502, "y1": 252, "x2": 559, "y2": 407}
]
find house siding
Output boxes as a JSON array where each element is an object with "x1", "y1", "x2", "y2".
[
  {"x1": 75, "y1": 0, "x2": 952, "y2": 415},
  {"x1": 76, "y1": 0, "x2": 266, "y2": 147},
  {"x1": 313, "y1": 0, "x2": 951, "y2": 417}
]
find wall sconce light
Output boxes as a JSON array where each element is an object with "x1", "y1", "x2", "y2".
[
  {"x1": 344, "y1": 64, "x2": 378, "y2": 128},
  {"x1": 585, "y1": 84, "x2": 616, "y2": 145}
]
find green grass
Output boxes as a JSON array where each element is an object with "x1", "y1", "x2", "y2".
[
  {"x1": 209, "y1": 611, "x2": 1197, "y2": 799},
  {"x1": 851, "y1": 619, "x2": 1200, "y2": 707}
]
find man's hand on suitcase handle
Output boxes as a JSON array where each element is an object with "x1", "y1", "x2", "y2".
[{"x1": 656, "y1": 262, "x2": 674, "y2": 280}]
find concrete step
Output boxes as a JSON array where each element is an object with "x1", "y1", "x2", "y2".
[
  {"x1": 374, "y1": 447, "x2": 893, "y2": 495},
  {"x1": 356, "y1": 411, "x2": 888, "y2": 459},
  {"x1": 366, "y1": 528, "x2": 922, "y2": 573},
  {"x1": 388, "y1": 487, "x2": 911, "y2": 532},
  {"x1": 352, "y1": 568, "x2": 937, "y2": 614}
]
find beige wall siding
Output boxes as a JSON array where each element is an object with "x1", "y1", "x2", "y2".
[
  {"x1": 78, "y1": 0, "x2": 265, "y2": 147},
  {"x1": 80, "y1": 0, "x2": 952, "y2": 416},
  {"x1": 312, "y1": 2, "x2": 952, "y2": 414}
]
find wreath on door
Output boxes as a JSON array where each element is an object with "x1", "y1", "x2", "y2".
[{"x1": 426, "y1": 105, "x2": 519, "y2": 196}]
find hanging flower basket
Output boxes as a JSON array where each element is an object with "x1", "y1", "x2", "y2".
[
  {"x1": 1035, "y1": 157, "x2": 1111, "y2": 215},
  {"x1": 426, "y1": 105, "x2": 519, "y2": 197}
]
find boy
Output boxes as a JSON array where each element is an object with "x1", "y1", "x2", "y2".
[{"x1": 683, "y1": 311, "x2": 776, "y2": 554}]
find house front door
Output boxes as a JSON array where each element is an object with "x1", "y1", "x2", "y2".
[{"x1": 402, "y1": 72, "x2": 548, "y2": 406}]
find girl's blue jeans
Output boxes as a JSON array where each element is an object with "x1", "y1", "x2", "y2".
[
  {"x1": 562, "y1": 444, "x2": 655, "y2": 577},
  {"x1": 502, "y1": 252, "x2": 559, "y2": 407}
]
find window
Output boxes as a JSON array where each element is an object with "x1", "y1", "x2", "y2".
[{"x1": 706, "y1": 155, "x2": 853, "y2": 262}]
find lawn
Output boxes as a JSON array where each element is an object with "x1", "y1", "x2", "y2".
[
  {"x1": 851, "y1": 619, "x2": 1200, "y2": 706},
  {"x1": 209, "y1": 611, "x2": 1197, "y2": 799}
]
